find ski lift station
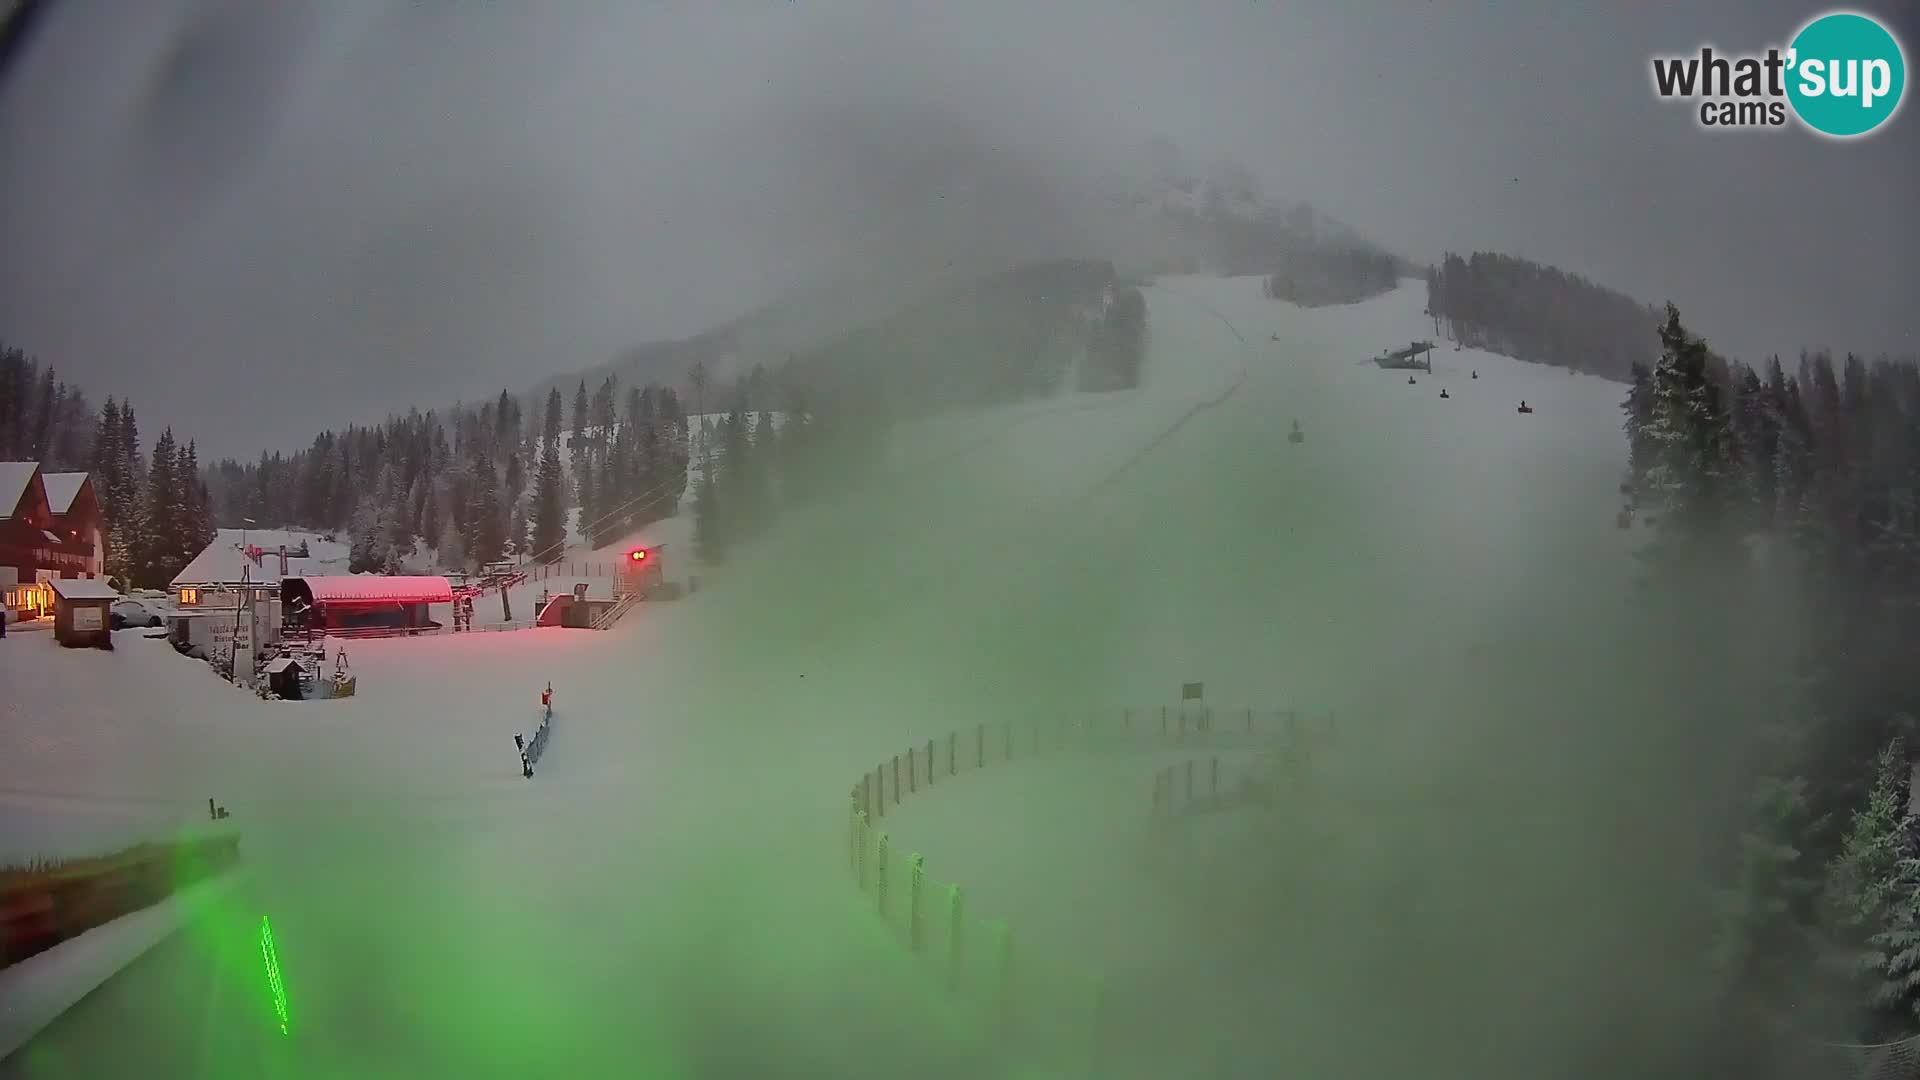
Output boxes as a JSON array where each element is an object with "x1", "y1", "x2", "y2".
[
  {"x1": 282, "y1": 575, "x2": 453, "y2": 637},
  {"x1": 1372, "y1": 340, "x2": 1436, "y2": 371}
]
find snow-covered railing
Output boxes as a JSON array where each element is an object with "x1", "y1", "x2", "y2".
[
  {"x1": 590, "y1": 593, "x2": 640, "y2": 631},
  {"x1": 845, "y1": 705, "x2": 1332, "y2": 1077},
  {"x1": 515, "y1": 687, "x2": 556, "y2": 778}
]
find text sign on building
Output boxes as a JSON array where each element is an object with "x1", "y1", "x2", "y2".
[
  {"x1": 72, "y1": 607, "x2": 103, "y2": 632},
  {"x1": 1181, "y1": 682, "x2": 1204, "y2": 701}
]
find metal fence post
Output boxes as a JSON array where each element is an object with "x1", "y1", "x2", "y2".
[
  {"x1": 1246, "y1": 706, "x2": 1254, "y2": 733},
  {"x1": 908, "y1": 746, "x2": 917, "y2": 795},
  {"x1": 1160, "y1": 705, "x2": 1167, "y2": 735},
  {"x1": 876, "y1": 833, "x2": 890, "y2": 920},
  {"x1": 996, "y1": 921, "x2": 1014, "y2": 1040},
  {"x1": 908, "y1": 853, "x2": 925, "y2": 952},
  {"x1": 876, "y1": 765, "x2": 886, "y2": 819},
  {"x1": 1210, "y1": 756, "x2": 1219, "y2": 796},
  {"x1": 928, "y1": 738, "x2": 937, "y2": 786},
  {"x1": 1086, "y1": 973, "x2": 1110, "y2": 1080},
  {"x1": 893, "y1": 754, "x2": 901, "y2": 805},
  {"x1": 854, "y1": 809, "x2": 868, "y2": 887},
  {"x1": 948, "y1": 885, "x2": 964, "y2": 991},
  {"x1": 1178, "y1": 709, "x2": 1187, "y2": 742},
  {"x1": 948, "y1": 732, "x2": 957, "y2": 776},
  {"x1": 1185, "y1": 759, "x2": 1194, "y2": 801}
]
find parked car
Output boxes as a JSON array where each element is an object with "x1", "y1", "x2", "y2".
[{"x1": 111, "y1": 599, "x2": 164, "y2": 630}]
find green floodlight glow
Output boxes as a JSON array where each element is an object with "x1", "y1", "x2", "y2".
[{"x1": 259, "y1": 915, "x2": 291, "y2": 1036}]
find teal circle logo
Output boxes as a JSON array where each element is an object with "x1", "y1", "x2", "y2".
[{"x1": 1787, "y1": 11, "x2": 1906, "y2": 138}]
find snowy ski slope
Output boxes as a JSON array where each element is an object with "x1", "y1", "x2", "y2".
[{"x1": 0, "y1": 276, "x2": 1635, "y2": 1077}]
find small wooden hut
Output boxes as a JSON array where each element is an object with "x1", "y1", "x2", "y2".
[{"x1": 49, "y1": 577, "x2": 118, "y2": 649}]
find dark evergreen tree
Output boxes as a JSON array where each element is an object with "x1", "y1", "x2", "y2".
[
  {"x1": 134, "y1": 429, "x2": 187, "y2": 588},
  {"x1": 91, "y1": 398, "x2": 132, "y2": 581},
  {"x1": 1634, "y1": 305, "x2": 1738, "y2": 577},
  {"x1": 692, "y1": 468, "x2": 721, "y2": 565},
  {"x1": 530, "y1": 387, "x2": 568, "y2": 562},
  {"x1": 467, "y1": 457, "x2": 504, "y2": 567},
  {"x1": 570, "y1": 378, "x2": 590, "y2": 507},
  {"x1": 507, "y1": 502, "x2": 529, "y2": 558}
]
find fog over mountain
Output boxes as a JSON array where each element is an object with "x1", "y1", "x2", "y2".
[{"x1": 0, "y1": 0, "x2": 1912, "y2": 457}]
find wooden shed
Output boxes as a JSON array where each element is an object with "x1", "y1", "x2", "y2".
[
  {"x1": 49, "y1": 577, "x2": 118, "y2": 649},
  {"x1": 264, "y1": 656, "x2": 306, "y2": 700}
]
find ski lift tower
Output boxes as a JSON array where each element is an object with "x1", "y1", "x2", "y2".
[{"x1": 615, "y1": 545, "x2": 665, "y2": 601}]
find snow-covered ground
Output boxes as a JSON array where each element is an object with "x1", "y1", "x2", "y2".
[{"x1": 0, "y1": 276, "x2": 1639, "y2": 1077}]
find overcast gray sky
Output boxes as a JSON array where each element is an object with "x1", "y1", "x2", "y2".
[{"x1": 0, "y1": 0, "x2": 1913, "y2": 459}]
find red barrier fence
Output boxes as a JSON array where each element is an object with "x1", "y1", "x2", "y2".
[{"x1": 1, "y1": 831, "x2": 243, "y2": 969}]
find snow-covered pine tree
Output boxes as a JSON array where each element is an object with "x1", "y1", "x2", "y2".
[
  {"x1": 720, "y1": 410, "x2": 752, "y2": 540},
  {"x1": 113, "y1": 405, "x2": 142, "y2": 579},
  {"x1": 576, "y1": 457, "x2": 597, "y2": 542},
  {"x1": 421, "y1": 485, "x2": 444, "y2": 560},
  {"x1": 378, "y1": 466, "x2": 414, "y2": 560},
  {"x1": 602, "y1": 417, "x2": 634, "y2": 540},
  {"x1": 506, "y1": 502, "x2": 529, "y2": 559},
  {"x1": 1827, "y1": 739, "x2": 1911, "y2": 935},
  {"x1": 1732, "y1": 365, "x2": 1779, "y2": 533},
  {"x1": 530, "y1": 388, "x2": 567, "y2": 563},
  {"x1": 1710, "y1": 772, "x2": 1823, "y2": 1042},
  {"x1": 405, "y1": 476, "x2": 429, "y2": 551},
  {"x1": 1635, "y1": 304, "x2": 1739, "y2": 580},
  {"x1": 570, "y1": 379, "x2": 590, "y2": 505},
  {"x1": 503, "y1": 450, "x2": 525, "y2": 516},
  {"x1": 591, "y1": 375, "x2": 617, "y2": 467},
  {"x1": 347, "y1": 495, "x2": 384, "y2": 574},
  {"x1": 134, "y1": 429, "x2": 184, "y2": 587},
  {"x1": 1867, "y1": 847, "x2": 1920, "y2": 1028},
  {"x1": 468, "y1": 457, "x2": 504, "y2": 567},
  {"x1": 179, "y1": 439, "x2": 213, "y2": 561},
  {"x1": 1621, "y1": 361, "x2": 1654, "y2": 501},
  {"x1": 692, "y1": 468, "x2": 722, "y2": 565},
  {"x1": 91, "y1": 398, "x2": 130, "y2": 581}
]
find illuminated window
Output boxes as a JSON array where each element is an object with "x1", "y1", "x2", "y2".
[{"x1": 179, "y1": 588, "x2": 200, "y2": 605}]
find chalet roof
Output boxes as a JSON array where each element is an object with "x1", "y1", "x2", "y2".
[
  {"x1": 290, "y1": 575, "x2": 453, "y2": 604},
  {"x1": 0, "y1": 461, "x2": 38, "y2": 516},
  {"x1": 171, "y1": 529, "x2": 350, "y2": 588},
  {"x1": 41, "y1": 472, "x2": 89, "y2": 514}
]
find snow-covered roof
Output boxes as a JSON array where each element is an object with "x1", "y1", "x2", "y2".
[
  {"x1": 0, "y1": 461, "x2": 38, "y2": 515},
  {"x1": 48, "y1": 578, "x2": 120, "y2": 601},
  {"x1": 263, "y1": 657, "x2": 304, "y2": 674},
  {"x1": 292, "y1": 575, "x2": 453, "y2": 604},
  {"x1": 171, "y1": 529, "x2": 350, "y2": 588},
  {"x1": 42, "y1": 473, "x2": 88, "y2": 514}
]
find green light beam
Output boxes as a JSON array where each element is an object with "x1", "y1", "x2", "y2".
[{"x1": 259, "y1": 914, "x2": 291, "y2": 1036}]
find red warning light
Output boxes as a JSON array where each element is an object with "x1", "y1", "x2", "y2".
[{"x1": 629, "y1": 549, "x2": 647, "y2": 561}]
